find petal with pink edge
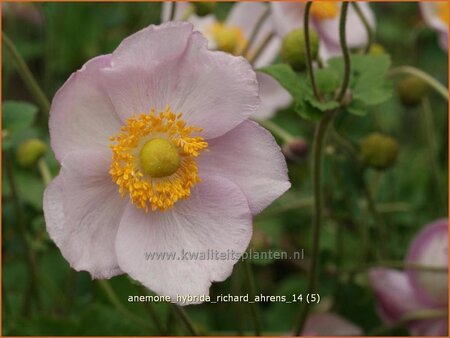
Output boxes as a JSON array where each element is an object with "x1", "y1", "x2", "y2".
[
  {"x1": 270, "y1": 2, "x2": 303, "y2": 37},
  {"x1": 369, "y1": 268, "x2": 426, "y2": 325},
  {"x1": 302, "y1": 313, "x2": 362, "y2": 336},
  {"x1": 49, "y1": 54, "x2": 122, "y2": 162},
  {"x1": 115, "y1": 176, "x2": 253, "y2": 304},
  {"x1": 103, "y1": 22, "x2": 259, "y2": 139},
  {"x1": 43, "y1": 150, "x2": 126, "y2": 279},
  {"x1": 197, "y1": 120, "x2": 290, "y2": 215},
  {"x1": 406, "y1": 219, "x2": 448, "y2": 307}
]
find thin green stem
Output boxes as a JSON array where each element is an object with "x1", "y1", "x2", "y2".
[
  {"x1": 304, "y1": 2, "x2": 321, "y2": 101},
  {"x1": 253, "y1": 118, "x2": 294, "y2": 143},
  {"x1": 135, "y1": 285, "x2": 166, "y2": 334},
  {"x1": 336, "y1": 2, "x2": 351, "y2": 103},
  {"x1": 421, "y1": 97, "x2": 446, "y2": 213},
  {"x1": 4, "y1": 151, "x2": 42, "y2": 313},
  {"x1": 389, "y1": 66, "x2": 449, "y2": 101},
  {"x1": 248, "y1": 32, "x2": 274, "y2": 65},
  {"x1": 351, "y1": 2, "x2": 373, "y2": 54},
  {"x1": 169, "y1": 2, "x2": 177, "y2": 21},
  {"x1": 241, "y1": 5, "x2": 270, "y2": 57},
  {"x1": 2, "y1": 32, "x2": 51, "y2": 114},
  {"x1": 37, "y1": 158, "x2": 52, "y2": 186},
  {"x1": 98, "y1": 280, "x2": 153, "y2": 330},
  {"x1": 173, "y1": 305, "x2": 199, "y2": 336},
  {"x1": 243, "y1": 259, "x2": 262, "y2": 336},
  {"x1": 294, "y1": 110, "x2": 335, "y2": 335}
]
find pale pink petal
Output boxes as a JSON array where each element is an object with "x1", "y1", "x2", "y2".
[
  {"x1": 406, "y1": 219, "x2": 448, "y2": 307},
  {"x1": 369, "y1": 268, "x2": 427, "y2": 325},
  {"x1": 49, "y1": 54, "x2": 122, "y2": 162},
  {"x1": 254, "y1": 72, "x2": 291, "y2": 119},
  {"x1": 270, "y1": 2, "x2": 303, "y2": 37},
  {"x1": 197, "y1": 120, "x2": 290, "y2": 215},
  {"x1": 103, "y1": 23, "x2": 259, "y2": 139},
  {"x1": 43, "y1": 150, "x2": 126, "y2": 279},
  {"x1": 420, "y1": 3, "x2": 449, "y2": 52},
  {"x1": 115, "y1": 176, "x2": 252, "y2": 303},
  {"x1": 302, "y1": 313, "x2": 362, "y2": 336},
  {"x1": 316, "y1": 2, "x2": 375, "y2": 52}
]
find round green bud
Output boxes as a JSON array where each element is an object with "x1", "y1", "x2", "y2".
[
  {"x1": 192, "y1": 2, "x2": 215, "y2": 17},
  {"x1": 369, "y1": 43, "x2": 386, "y2": 55},
  {"x1": 16, "y1": 139, "x2": 47, "y2": 167},
  {"x1": 360, "y1": 133, "x2": 399, "y2": 170},
  {"x1": 281, "y1": 28, "x2": 319, "y2": 72},
  {"x1": 397, "y1": 75, "x2": 428, "y2": 107}
]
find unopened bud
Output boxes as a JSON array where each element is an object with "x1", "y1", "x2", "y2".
[
  {"x1": 360, "y1": 133, "x2": 399, "y2": 170},
  {"x1": 397, "y1": 75, "x2": 428, "y2": 107},
  {"x1": 16, "y1": 139, "x2": 47, "y2": 167},
  {"x1": 282, "y1": 138, "x2": 309, "y2": 162},
  {"x1": 192, "y1": 2, "x2": 215, "y2": 17},
  {"x1": 281, "y1": 28, "x2": 319, "y2": 72}
]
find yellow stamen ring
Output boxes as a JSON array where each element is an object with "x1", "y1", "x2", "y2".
[
  {"x1": 109, "y1": 107, "x2": 208, "y2": 212},
  {"x1": 310, "y1": 1, "x2": 339, "y2": 20}
]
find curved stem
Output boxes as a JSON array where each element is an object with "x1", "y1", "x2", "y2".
[
  {"x1": 243, "y1": 259, "x2": 262, "y2": 336},
  {"x1": 351, "y1": 2, "x2": 373, "y2": 54},
  {"x1": 248, "y1": 32, "x2": 274, "y2": 65},
  {"x1": 37, "y1": 158, "x2": 52, "y2": 186},
  {"x1": 173, "y1": 305, "x2": 199, "y2": 336},
  {"x1": 2, "y1": 32, "x2": 50, "y2": 114},
  {"x1": 98, "y1": 280, "x2": 153, "y2": 330},
  {"x1": 293, "y1": 110, "x2": 335, "y2": 335},
  {"x1": 336, "y1": 2, "x2": 351, "y2": 103},
  {"x1": 388, "y1": 66, "x2": 449, "y2": 101},
  {"x1": 304, "y1": 2, "x2": 321, "y2": 101},
  {"x1": 253, "y1": 118, "x2": 294, "y2": 143},
  {"x1": 169, "y1": 2, "x2": 177, "y2": 21},
  {"x1": 241, "y1": 6, "x2": 270, "y2": 57}
]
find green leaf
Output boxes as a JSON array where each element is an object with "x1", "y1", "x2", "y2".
[
  {"x1": 315, "y1": 67, "x2": 340, "y2": 94},
  {"x1": 2, "y1": 101, "x2": 38, "y2": 133},
  {"x1": 258, "y1": 64, "x2": 307, "y2": 100},
  {"x1": 306, "y1": 95, "x2": 340, "y2": 111},
  {"x1": 346, "y1": 99, "x2": 368, "y2": 116},
  {"x1": 295, "y1": 100, "x2": 323, "y2": 121}
]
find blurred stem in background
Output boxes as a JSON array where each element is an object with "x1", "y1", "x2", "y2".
[
  {"x1": 243, "y1": 259, "x2": 262, "y2": 336},
  {"x1": 294, "y1": 2, "x2": 351, "y2": 335},
  {"x1": 388, "y1": 66, "x2": 449, "y2": 101},
  {"x1": 172, "y1": 304, "x2": 199, "y2": 336},
  {"x1": 4, "y1": 151, "x2": 42, "y2": 314},
  {"x1": 2, "y1": 32, "x2": 51, "y2": 115},
  {"x1": 421, "y1": 96, "x2": 447, "y2": 214},
  {"x1": 351, "y1": 2, "x2": 374, "y2": 54}
]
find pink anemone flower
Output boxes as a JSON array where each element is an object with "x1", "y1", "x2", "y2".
[
  {"x1": 271, "y1": 1, "x2": 375, "y2": 59},
  {"x1": 162, "y1": 1, "x2": 292, "y2": 119},
  {"x1": 369, "y1": 219, "x2": 448, "y2": 335},
  {"x1": 420, "y1": 2, "x2": 449, "y2": 52},
  {"x1": 43, "y1": 22, "x2": 290, "y2": 304}
]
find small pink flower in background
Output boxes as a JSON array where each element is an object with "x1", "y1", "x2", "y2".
[
  {"x1": 162, "y1": 2, "x2": 291, "y2": 119},
  {"x1": 302, "y1": 312, "x2": 362, "y2": 336},
  {"x1": 271, "y1": 1, "x2": 375, "y2": 59},
  {"x1": 369, "y1": 219, "x2": 448, "y2": 336},
  {"x1": 420, "y1": 2, "x2": 449, "y2": 52},
  {"x1": 44, "y1": 22, "x2": 290, "y2": 304}
]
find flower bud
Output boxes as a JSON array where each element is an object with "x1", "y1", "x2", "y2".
[
  {"x1": 360, "y1": 133, "x2": 399, "y2": 170},
  {"x1": 368, "y1": 43, "x2": 386, "y2": 55},
  {"x1": 281, "y1": 28, "x2": 319, "y2": 72},
  {"x1": 282, "y1": 138, "x2": 309, "y2": 162},
  {"x1": 397, "y1": 75, "x2": 428, "y2": 107},
  {"x1": 16, "y1": 139, "x2": 47, "y2": 167},
  {"x1": 192, "y1": 2, "x2": 215, "y2": 17}
]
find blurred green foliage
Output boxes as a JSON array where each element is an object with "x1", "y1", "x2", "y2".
[{"x1": 2, "y1": 2, "x2": 448, "y2": 336}]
